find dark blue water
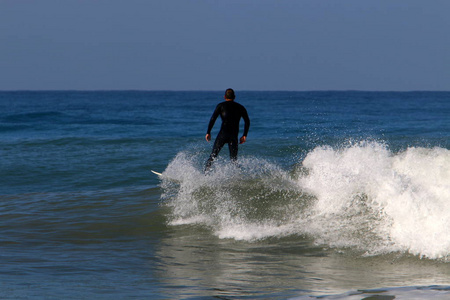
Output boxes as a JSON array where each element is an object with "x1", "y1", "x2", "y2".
[{"x1": 0, "y1": 91, "x2": 449, "y2": 299}]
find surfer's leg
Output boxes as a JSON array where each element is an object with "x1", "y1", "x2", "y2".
[
  {"x1": 228, "y1": 138, "x2": 238, "y2": 164},
  {"x1": 205, "y1": 137, "x2": 225, "y2": 172}
]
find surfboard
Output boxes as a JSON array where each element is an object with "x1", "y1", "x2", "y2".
[
  {"x1": 151, "y1": 170, "x2": 180, "y2": 183},
  {"x1": 151, "y1": 170, "x2": 163, "y2": 177}
]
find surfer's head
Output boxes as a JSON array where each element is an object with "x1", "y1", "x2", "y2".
[{"x1": 224, "y1": 88, "x2": 235, "y2": 100}]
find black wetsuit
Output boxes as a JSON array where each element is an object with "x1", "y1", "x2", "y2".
[{"x1": 205, "y1": 100, "x2": 250, "y2": 171}]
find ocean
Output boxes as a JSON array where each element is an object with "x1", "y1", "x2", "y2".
[{"x1": 0, "y1": 91, "x2": 449, "y2": 299}]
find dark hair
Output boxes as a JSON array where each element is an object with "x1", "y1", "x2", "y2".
[{"x1": 225, "y1": 88, "x2": 235, "y2": 100}]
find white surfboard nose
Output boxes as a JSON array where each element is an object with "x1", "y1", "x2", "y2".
[{"x1": 151, "y1": 170, "x2": 163, "y2": 176}]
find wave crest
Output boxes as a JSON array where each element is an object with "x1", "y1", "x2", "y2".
[
  {"x1": 160, "y1": 142, "x2": 450, "y2": 260},
  {"x1": 300, "y1": 141, "x2": 450, "y2": 259}
]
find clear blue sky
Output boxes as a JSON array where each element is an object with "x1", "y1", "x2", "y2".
[{"x1": 1, "y1": 0, "x2": 449, "y2": 91}]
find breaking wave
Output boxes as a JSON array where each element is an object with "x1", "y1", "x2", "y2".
[{"x1": 160, "y1": 141, "x2": 450, "y2": 260}]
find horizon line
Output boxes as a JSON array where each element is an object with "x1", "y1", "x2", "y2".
[{"x1": 1, "y1": 89, "x2": 449, "y2": 93}]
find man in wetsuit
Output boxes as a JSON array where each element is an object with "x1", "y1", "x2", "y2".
[{"x1": 205, "y1": 88, "x2": 250, "y2": 172}]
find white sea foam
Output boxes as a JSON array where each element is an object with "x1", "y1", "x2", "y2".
[
  {"x1": 299, "y1": 141, "x2": 450, "y2": 259},
  {"x1": 161, "y1": 152, "x2": 300, "y2": 239},
  {"x1": 161, "y1": 142, "x2": 450, "y2": 259}
]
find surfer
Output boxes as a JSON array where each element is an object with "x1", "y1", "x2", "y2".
[{"x1": 204, "y1": 88, "x2": 250, "y2": 172}]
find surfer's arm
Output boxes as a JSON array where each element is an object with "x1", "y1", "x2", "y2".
[
  {"x1": 242, "y1": 106, "x2": 250, "y2": 137},
  {"x1": 239, "y1": 110, "x2": 249, "y2": 144},
  {"x1": 206, "y1": 104, "x2": 221, "y2": 135}
]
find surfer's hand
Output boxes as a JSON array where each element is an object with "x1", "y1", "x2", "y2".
[
  {"x1": 205, "y1": 134, "x2": 211, "y2": 142},
  {"x1": 240, "y1": 136, "x2": 246, "y2": 144}
]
